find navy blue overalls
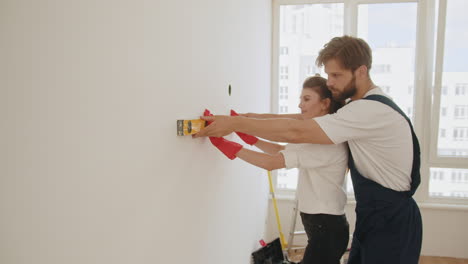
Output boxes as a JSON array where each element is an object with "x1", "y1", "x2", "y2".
[{"x1": 347, "y1": 95, "x2": 423, "y2": 264}]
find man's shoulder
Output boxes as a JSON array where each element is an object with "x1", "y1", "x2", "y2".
[
  {"x1": 339, "y1": 98, "x2": 392, "y2": 117},
  {"x1": 315, "y1": 98, "x2": 403, "y2": 131}
]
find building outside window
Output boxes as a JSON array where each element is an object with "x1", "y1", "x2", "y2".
[
  {"x1": 280, "y1": 46, "x2": 289, "y2": 55},
  {"x1": 455, "y1": 83, "x2": 467, "y2": 95},
  {"x1": 454, "y1": 105, "x2": 468, "y2": 119},
  {"x1": 440, "y1": 128, "x2": 446, "y2": 138}
]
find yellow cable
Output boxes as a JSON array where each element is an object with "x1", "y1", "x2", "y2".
[{"x1": 267, "y1": 171, "x2": 287, "y2": 250}]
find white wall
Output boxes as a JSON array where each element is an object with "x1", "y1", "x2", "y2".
[
  {"x1": 1, "y1": 1, "x2": 272, "y2": 263},
  {"x1": 266, "y1": 199, "x2": 468, "y2": 259}
]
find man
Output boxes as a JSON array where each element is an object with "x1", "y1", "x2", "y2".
[{"x1": 194, "y1": 35, "x2": 422, "y2": 264}]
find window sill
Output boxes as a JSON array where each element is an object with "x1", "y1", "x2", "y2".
[
  {"x1": 273, "y1": 194, "x2": 296, "y2": 201},
  {"x1": 417, "y1": 202, "x2": 468, "y2": 211},
  {"x1": 271, "y1": 196, "x2": 468, "y2": 211},
  {"x1": 272, "y1": 194, "x2": 357, "y2": 202}
]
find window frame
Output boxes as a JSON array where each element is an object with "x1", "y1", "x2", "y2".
[
  {"x1": 271, "y1": 0, "x2": 468, "y2": 205},
  {"x1": 430, "y1": 0, "x2": 468, "y2": 164}
]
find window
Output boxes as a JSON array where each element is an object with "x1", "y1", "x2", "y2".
[
  {"x1": 280, "y1": 46, "x2": 289, "y2": 55},
  {"x1": 455, "y1": 83, "x2": 467, "y2": 95},
  {"x1": 274, "y1": 2, "x2": 344, "y2": 190},
  {"x1": 381, "y1": 85, "x2": 391, "y2": 94},
  {"x1": 407, "y1": 107, "x2": 413, "y2": 116},
  {"x1": 453, "y1": 127, "x2": 468, "y2": 141},
  {"x1": 358, "y1": 2, "x2": 417, "y2": 122},
  {"x1": 454, "y1": 105, "x2": 468, "y2": 119},
  {"x1": 430, "y1": 168, "x2": 468, "y2": 198},
  {"x1": 291, "y1": 15, "x2": 297, "y2": 33},
  {"x1": 442, "y1": 85, "x2": 448, "y2": 95},
  {"x1": 441, "y1": 107, "x2": 447, "y2": 116},
  {"x1": 434, "y1": 0, "x2": 468, "y2": 160},
  {"x1": 273, "y1": 0, "x2": 468, "y2": 204},
  {"x1": 429, "y1": 0, "x2": 468, "y2": 201},
  {"x1": 440, "y1": 128, "x2": 446, "y2": 138},
  {"x1": 279, "y1": 86, "x2": 289, "y2": 100},
  {"x1": 373, "y1": 64, "x2": 392, "y2": 74},
  {"x1": 280, "y1": 66, "x2": 289, "y2": 80},
  {"x1": 305, "y1": 65, "x2": 317, "y2": 76}
]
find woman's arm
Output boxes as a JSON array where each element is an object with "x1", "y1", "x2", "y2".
[
  {"x1": 253, "y1": 139, "x2": 285, "y2": 155},
  {"x1": 236, "y1": 148, "x2": 286, "y2": 171}
]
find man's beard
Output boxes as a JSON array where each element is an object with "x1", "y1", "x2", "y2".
[{"x1": 331, "y1": 75, "x2": 357, "y2": 101}]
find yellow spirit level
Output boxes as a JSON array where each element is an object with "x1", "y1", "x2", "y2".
[{"x1": 176, "y1": 119, "x2": 207, "y2": 136}]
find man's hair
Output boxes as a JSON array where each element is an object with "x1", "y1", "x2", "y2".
[
  {"x1": 316, "y1": 35, "x2": 372, "y2": 73},
  {"x1": 302, "y1": 75, "x2": 344, "y2": 114}
]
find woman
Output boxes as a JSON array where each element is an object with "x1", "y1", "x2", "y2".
[{"x1": 208, "y1": 76, "x2": 349, "y2": 264}]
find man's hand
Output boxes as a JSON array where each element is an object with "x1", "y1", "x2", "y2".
[
  {"x1": 193, "y1": 115, "x2": 236, "y2": 138},
  {"x1": 230, "y1": 110, "x2": 258, "y2": 145}
]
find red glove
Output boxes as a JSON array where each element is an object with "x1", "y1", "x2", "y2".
[
  {"x1": 209, "y1": 137, "x2": 243, "y2": 160},
  {"x1": 230, "y1": 109, "x2": 259, "y2": 145},
  {"x1": 203, "y1": 109, "x2": 214, "y2": 125},
  {"x1": 204, "y1": 109, "x2": 243, "y2": 160}
]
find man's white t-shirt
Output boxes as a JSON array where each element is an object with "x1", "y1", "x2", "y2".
[
  {"x1": 314, "y1": 87, "x2": 413, "y2": 191},
  {"x1": 280, "y1": 142, "x2": 348, "y2": 215}
]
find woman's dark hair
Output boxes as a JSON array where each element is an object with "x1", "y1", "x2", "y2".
[{"x1": 302, "y1": 75, "x2": 345, "y2": 114}]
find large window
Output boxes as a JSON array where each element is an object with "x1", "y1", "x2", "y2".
[
  {"x1": 272, "y1": 0, "x2": 468, "y2": 204},
  {"x1": 274, "y1": 3, "x2": 344, "y2": 189},
  {"x1": 357, "y1": 2, "x2": 418, "y2": 121},
  {"x1": 430, "y1": 0, "x2": 468, "y2": 199}
]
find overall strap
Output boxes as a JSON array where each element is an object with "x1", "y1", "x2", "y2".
[{"x1": 363, "y1": 94, "x2": 421, "y2": 196}]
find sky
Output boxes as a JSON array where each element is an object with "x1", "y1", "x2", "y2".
[{"x1": 365, "y1": 1, "x2": 468, "y2": 72}]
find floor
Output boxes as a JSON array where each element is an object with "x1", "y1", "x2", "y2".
[
  {"x1": 287, "y1": 248, "x2": 468, "y2": 264},
  {"x1": 419, "y1": 257, "x2": 468, "y2": 264}
]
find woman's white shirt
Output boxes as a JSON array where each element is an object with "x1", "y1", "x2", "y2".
[{"x1": 280, "y1": 142, "x2": 348, "y2": 215}]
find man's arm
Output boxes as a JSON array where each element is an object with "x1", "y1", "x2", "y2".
[
  {"x1": 194, "y1": 116, "x2": 333, "y2": 144},
  {"x1": 242, "y1": 113, "x2": 304, "y2": 120}
]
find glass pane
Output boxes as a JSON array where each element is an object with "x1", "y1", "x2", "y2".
[
  {"x1": 358, "y1": 3, "x2": 418, "y2": 121},
  {"x1": 437, "y1": 0, "x2": 468, "y2": 158},
  {"x1": 429, "y1": 168, "x2": 468, "y2": 198},
  {"x1": 277, "y1": 3, "x2": 344, "y2": 190},
  {"x1": 352, "y1": 3, "x2": 418, "y2": 195}
]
